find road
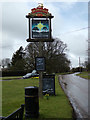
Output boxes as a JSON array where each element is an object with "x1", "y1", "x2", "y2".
[{"x1": 59, "y1": 73, "x2": 88, "y2": 119}]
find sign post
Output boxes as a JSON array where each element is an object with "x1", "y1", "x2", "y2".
[
  {"x1": 39, "y1": 42, "x2": 43, "y2": 98},
  {"x1": 26, "y1": 4, "x2": 54, "y2": 98}
]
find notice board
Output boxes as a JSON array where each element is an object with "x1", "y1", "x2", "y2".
[
  {"x1": 35, "y1": 57, "x2": 45, "y2": 71},
  {"x1": 42, "y1": 74, "x2": 55, "y2": 95}
]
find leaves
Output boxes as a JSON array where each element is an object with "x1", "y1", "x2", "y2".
[{"x1": 10, "y1": 46, "x2": 26, "y2": 71}]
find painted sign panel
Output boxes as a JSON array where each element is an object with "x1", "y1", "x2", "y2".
[
  {"x1": 35, "y1": 57, "x2": 45, "y2": 71},
  {"x1": 43, "y1": 75, "x2": 55, "y2": 95},
  {"x1": 32, "y1": 20, "x2": 50, "y2": 39}
]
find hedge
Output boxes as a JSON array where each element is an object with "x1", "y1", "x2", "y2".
[{"x1": 1, "y1": 71, "x2": 28, "y2": 77}]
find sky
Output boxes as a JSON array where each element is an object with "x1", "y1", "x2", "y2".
[{"x1": 0, "y1": 1, "x2": 88, "y2": 68}]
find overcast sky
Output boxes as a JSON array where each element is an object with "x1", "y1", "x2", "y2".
[{"x1": 0, "y1": 1, "x2": 88, "y2": 68}]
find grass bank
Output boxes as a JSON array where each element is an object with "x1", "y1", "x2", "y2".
[
  {"x1": 76, "y1": 71, "x2": 90, "y2": 80},
  {"x1": 2, "y1": 75, "x2": 73, "y2": 119}
]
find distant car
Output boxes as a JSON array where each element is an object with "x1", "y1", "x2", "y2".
[{"x1": 23, "y1": 70, "x2": 39, "y2": 79}]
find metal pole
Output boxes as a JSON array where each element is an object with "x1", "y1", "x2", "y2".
[
  {"x1": 39, "y1": 42, "x2": 43, "y2": 98},
  {"x1": 79, "y1": 57, "x2": 80, "y2": 68}
]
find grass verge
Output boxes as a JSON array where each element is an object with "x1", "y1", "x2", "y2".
[
  {"x1": 76, "y1": 71, "x2": 90, "y2": 80},
  {"x1": 2, "y1": 75, "x2": 73, "y2": 119}
]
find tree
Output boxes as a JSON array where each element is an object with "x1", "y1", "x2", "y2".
[
  {"x1": 25, "y1": 42, "x2": 39, "y2": 72},
  {"x1": 83, "y1": 61, "x2": 90, "y2": 71},
  {"x1": 25, "y1": 38, "x2": 70, "y2": 73},
  {"x1": 1, "y1": 58, "x2": 11, "y2": 68},
  {"x1": 10, "y1": 46, "x2": 26, "y2": 71},
  {"x1": 81, "y1": 60, "x2": 90, "y2": 71}
]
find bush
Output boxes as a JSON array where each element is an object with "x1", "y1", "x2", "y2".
[{"x1": 71, "y1": 67, "x2": 86, "y2": 73}]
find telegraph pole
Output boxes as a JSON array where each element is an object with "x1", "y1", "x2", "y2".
[
  {"x1": 79, "y1": 57, "x2": 80, "y2": 67},
  {"x1": 79, "y1": 57, "x2": 81, "y2": 72}
]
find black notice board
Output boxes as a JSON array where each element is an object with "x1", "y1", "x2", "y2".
[
  {"x1": 42, "y1": 74, "x2": 55, "y2": 95},
  {"x1": 35, "y1": 57, "x2": 45, "y2": 71}
]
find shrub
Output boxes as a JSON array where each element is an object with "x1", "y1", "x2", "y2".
[{"x1": 2, "y1": 70, "x2": 28, "y2": 77}]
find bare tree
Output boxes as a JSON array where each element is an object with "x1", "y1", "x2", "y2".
[
  {"x1": 25, "y1": 38, "x2": 70, "y2": 73},
  {"x1": 2, "y1": 58, "x2": 10, "y2": 68}
]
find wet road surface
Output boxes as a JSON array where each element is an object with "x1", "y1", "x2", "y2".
[{"x1": 59, "y1": 73, "x2": 88, "y2": 119}]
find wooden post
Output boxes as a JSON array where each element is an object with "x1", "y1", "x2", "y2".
[
  {"x1": 29, "y1": 18, "x2": 31, "y2": 39},
  {"x1": 39, "y1": 42, "x2": 43, "y2": 98},
  {"x1": 49, "y1": 18, "x2": 51, "y2": 39}
]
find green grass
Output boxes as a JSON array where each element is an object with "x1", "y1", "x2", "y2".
[
  {"x1": 2, "y1": 75, "x2": 73, "y2": 119},
  {"x1": 0, "y1": 81, "x2": 2, "y2": 116},
  {"x1": 76, "y1": 71, "x2": 90, "y2": 80}
]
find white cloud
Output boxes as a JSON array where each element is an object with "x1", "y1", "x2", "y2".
[
  {"x1": 0, "y1": 0, "x2": 88, "y2": 2},
  {"x1": 1, "y1": 3, "x2": 29, "y2": 58},
  {"x1": 60, "y1": 30, "x2": 88, "y2": 67},
  {"x1": 0, "y1": 2, "x2": 88, "y2": 67},
  {"x1": 49, "y1": 2, "x2": 88, "y2": 67}
]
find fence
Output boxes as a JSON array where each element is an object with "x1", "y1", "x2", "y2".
[{"x1": 0, "y1": 104, "x2": 24, "y2": 120}]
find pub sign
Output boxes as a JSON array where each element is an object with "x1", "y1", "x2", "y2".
[{"x1": 26, "y1": 4, "x2": 54, "y2": 42}]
